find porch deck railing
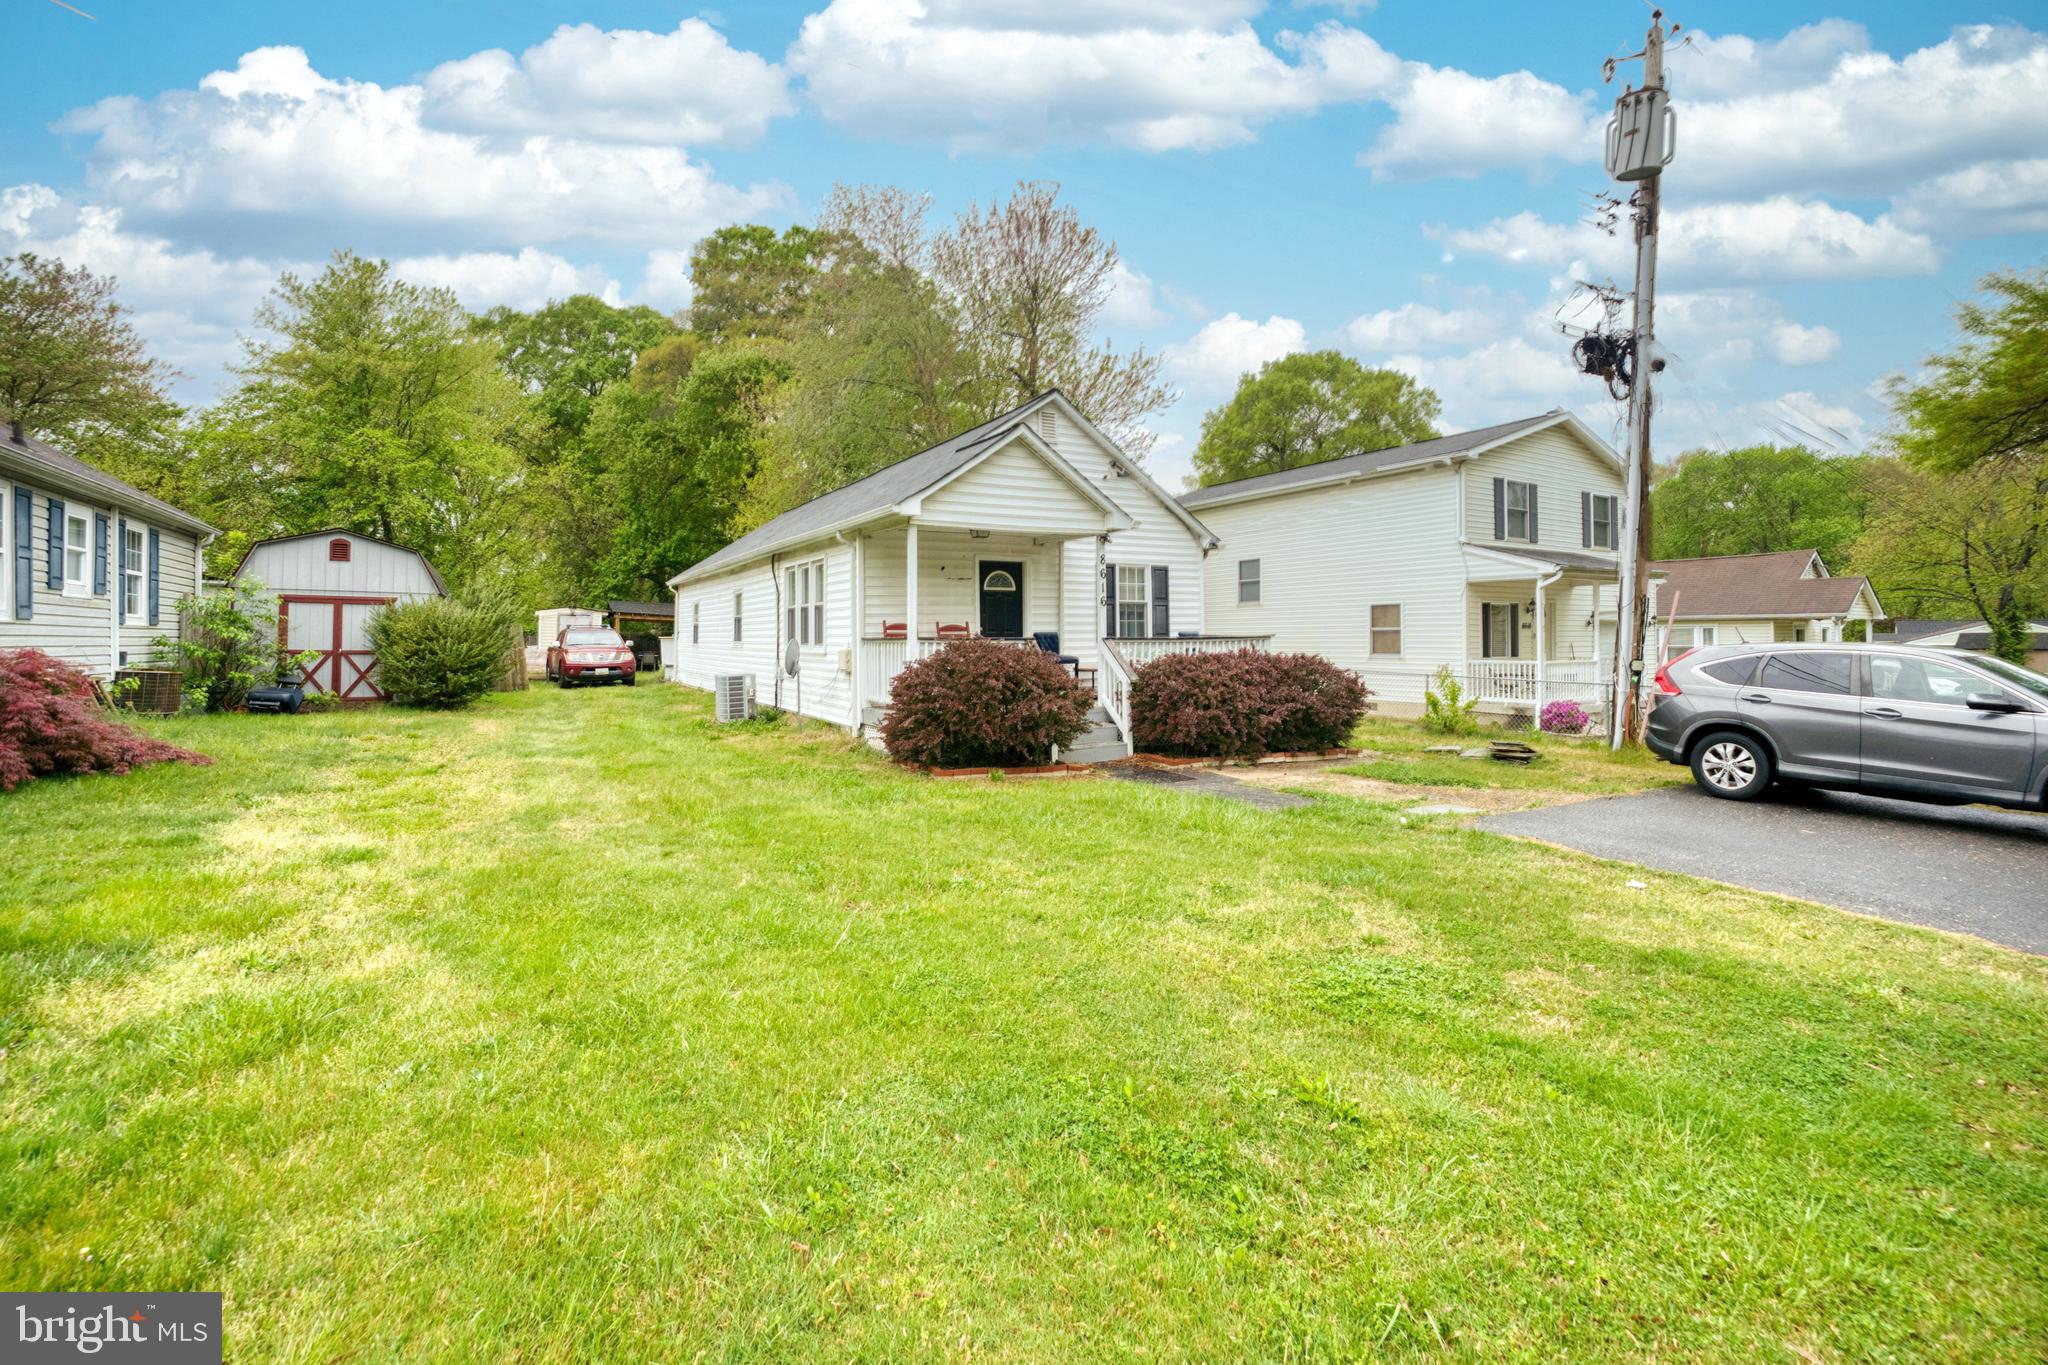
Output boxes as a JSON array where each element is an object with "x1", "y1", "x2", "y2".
[
  {"x1": 1100, "y1": 641, "x2": 1134, "y2": 751},
  {"x1": 1109, "y1": 635, "x2": 1273, "y2": 668},
  {"x1": 859, "y1": 635, "x2": 1037, "y2": 708},
  {"x1": 1468, "y1": 660, "x2": 1608, "y2": 704}
]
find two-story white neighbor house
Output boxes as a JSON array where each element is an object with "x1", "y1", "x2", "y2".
[
  {"x1": 1184, "y1": 410, "x2": 1649, "y2": 723},
  {"x1": 3, "y1": 425, "x2": 214, "y2": 678},
  {"x1": 668, "y1": 391, "x2": 1253, "y2": 758}
]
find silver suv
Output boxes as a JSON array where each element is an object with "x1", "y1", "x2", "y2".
[{"x1": 1644, "y1": 644, "x2": 2048, "y2": 809}]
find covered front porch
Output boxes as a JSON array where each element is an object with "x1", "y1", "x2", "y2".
[{"x1": 1463, "y1": 545, "x2": 1624, "y2": 721}]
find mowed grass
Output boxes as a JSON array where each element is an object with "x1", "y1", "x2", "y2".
[
  {"x1": 1338, "y1": 716, "x2": 1688, "y2": 795},
  {"x1": 2, "y1": 685, "x2": 2045, "y2": 1361}
]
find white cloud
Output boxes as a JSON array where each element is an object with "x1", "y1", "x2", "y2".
[
  {"x1": 1666, "y1": 20, "x2": 1872, "y2": 100},
  {"x1": 1343, "y1": 301, "x2": 1502, "y2": 351},
  {"x1": 1677, "y1": 23, "x2": 2048, "y2": 199},
  {"x1": 392, "y1": 248, "x2": 622, "y2": 312},
  {"x1": 1162, "y1": 312, "x2": 1306, "y2": 393},
  {"x1": 1383, "y1": 337, "x2": 1581, "y2": 429},
  {"x1": 789, "y1": 2, "x2": 1395, "y2": 153},
  {"x1": 421, "y1": 19, "x2": 792, "y2": 147},
  {"x1": 58, "y1": 46, "x2": 790, "y2": 253},
  {"x1": 920, "y1": 1, "x2": 1264, "y2": 32},
  {"x1": 637, "y1": 250, "x2": 696, "y2": 314},
  {"x1": 1363, "y1": 65, "x2": 1596, "y2": 179},
  {"x1": 1765, "y1": 390, "x2": 1869, "y2": 451},
  {"x1": 1893, "y1": 157, "x2": 2048, "y2": 237},
  {"x1": 1101, "y1": 263, "x2": 1168, "y2": 330},
  {"x1": 1768, "y1": 321, "x2": 1842, "y2": 367},
  {"x1": 1437, "y1": 196, "x2": 1938, "y2": 288}
]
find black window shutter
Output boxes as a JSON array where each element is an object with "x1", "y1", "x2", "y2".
[
  {"x1": 116, "y1": 517, "x2": 126, "y2": 624},
  {"x1": 147, "y1": 529, "x2": 161, "y2": 626},
  {"x1": 94, "y1": 513, "x2": 108, "y2": 594},
  {"x1": 1509, "y1": 603, "x2": 1521, "y2": 657},
  {"x1": 1481, "y1": 605, "x2": 1492, "y2": 658},
  {"x1": 12, "y1": 490, "x2": 32, "y2": 620},
  {"x1": 47, "y1": 498, "x2": 64, "y2": 588},
  {"x1": 1581, "y1": 491, "x2": 1591, "y2": 548},
  {"x1": 1150, "y1": 566, "x2": 1169, "y2": 636},
  {"x1": 1102, "y1": 562, "x2": 1117, "y2": 638},
  {"x1": 1492, "y1": 478, "x2": 1505, "y2": 540},
  {"x1": 1528, "y1": 487, "x2": 1539, "y2": 543}
]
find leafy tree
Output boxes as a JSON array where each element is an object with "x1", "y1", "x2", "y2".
[
  {"x1": 1651, "y1": 444, "x2": 1870, "y2": 565},
  {"x1": 1191, "y1": 351, "x2": 1440, "y2": 487},
  {"x1": 582, "y1": 345, "x2": 788, "y2": 596},
  {"x1": 687, "y1": 225, "x2": 853, "y2": 344},
  {"x1": 476, "y1": 295, "x2": 674, "y2": 436},
  {"x1": 192, "y1": 251, "x2": 537, "y2": 597},
  {"x1": 1867, "y1": 267, "x2": 2048, "y2": 661},
  {"x1": 931, "y1": 180, "x2": 1172, "y2": 455},
  {"x1": 0, "y1": 251, "x2": 176, "y2": 446}
]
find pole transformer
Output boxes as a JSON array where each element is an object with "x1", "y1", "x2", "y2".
[{"x1": 1603, "y1": 12, "x2": 1677, "y2": 749}]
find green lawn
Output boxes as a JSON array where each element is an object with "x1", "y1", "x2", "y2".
[
  {"x1": 1337, "y1": 717, "x2": 1687, "y2": 796},
  {"x1": 4, "y1": 685, "x2": 2045, "y2": 1360}
]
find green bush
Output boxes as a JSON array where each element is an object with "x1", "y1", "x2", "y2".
[
  {"x1": 155, "y1": 576, "x2": 313, "y2": 712},
  {"x1": 1422, "y1": 665, "x2": 1480, "y2": 736},
  {"x1": 365, "y1": 597, "x2": 520, "y2": 709}
]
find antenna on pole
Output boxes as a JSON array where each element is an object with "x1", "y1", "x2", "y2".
[{"x1": 1600, "y1": 9, "x2": 1677, "y2": 750}]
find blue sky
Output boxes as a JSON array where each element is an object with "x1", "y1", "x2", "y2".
[{"x1": 6, "y1": 0, "x2": 2045, "y2": 488}]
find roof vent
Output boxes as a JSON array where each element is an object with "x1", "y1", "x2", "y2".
[
  {"x1": 328, "y1": 537, "x2": 352, "y2": 562},
  {"x1": 1036, "y1": 409, "x2": 1056, "y2": 441}
]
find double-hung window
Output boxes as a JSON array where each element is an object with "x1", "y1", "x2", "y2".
[
  {"x1": 1237, "y1": 558, "x2": 1261, "y2": 604},
  {"x1": 731, "y1": 592, "x2": 743, "y2": 643},
  {"x1": 1504, "y1": 480, "x2": 1535, "y2": 542},
  {"x1": 785, "y1": 558, "x2": 826, "y2": 646},
  {"x1": 1589, "y1": 494, "x2": 1618, "y2": 550},
  {"x1": 122, "y1": 525, "x2": 145, "y2": 618},
  {"x1": 1369, "y1": 603, "x2": 1402, "y2": 656},
  {"x1": 63, "y1": 511, "x2": 89, "y2": 595},
  {"x1": 691, "y1": 601, "x2": 700, "y2": 645},
  {"x1": 1116, "y1": 564, "x2": 1149, "y2": 638}
]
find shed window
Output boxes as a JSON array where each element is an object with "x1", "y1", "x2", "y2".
[
  {"x1": 1370, "y1": 603, "x2": 1402, "y2": 656},
  {"x1": 1237, "y1": 558, "x2": 1260, "y2": 604},
  {"x1": 328, "y1": 537, "x2": 352, "y2": 562}
]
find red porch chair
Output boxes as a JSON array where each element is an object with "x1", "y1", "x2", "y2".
[
  {"x1": 880, "y1": 621, "x2": 908, "y2": 639},
  {"x1": 934, "y1": 622, "x2": 972, "y2": 640}
]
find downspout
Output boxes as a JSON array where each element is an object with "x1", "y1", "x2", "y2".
[
  {"x1": 836, "y1": 530, "x2": 859, "y2": 733},
  {"x1": 1535, "y1": 565, "x2": 1564, "y2": 720},
  {"x1": 769, "y1": 552, "x2": 782, "y2": 709}
]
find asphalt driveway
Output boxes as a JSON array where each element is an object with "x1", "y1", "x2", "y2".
[{"x1": 1480, "y1": 785, "x2": 2048, "y2": 953}]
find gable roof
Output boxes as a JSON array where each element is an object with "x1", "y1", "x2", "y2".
[
  {"x1": 1177, "y1": 410, "x2": 1612, "y2": 511},
  {"x1": 232, "y1": 528, "x2": 448, "y2": 594},
  {"x1": 669, "y1": 391, "x2": 1206, "y2": 587},
  {"x1": 1879, "y1": 617, "x2": 2048, "y2": 645},
  {"x1": 1, "y1": 429, "x2": 215, "y2": 536},
  {"x1": 1650, "y1": 549, "x2": 1876, "y2": 619}
]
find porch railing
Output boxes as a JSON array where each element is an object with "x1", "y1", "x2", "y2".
[
  {"x1": 859, "y1": 635, "x2": 1037, "y2": 707},
  {"x1": 1468, "y1": 660, "x2": 1608, "y2": 704},
  {"x1": 1100, "y1": 641, "x2": 1135, "y2": 751},
  {"x1": 1109, "y1": 635, "x2": 1272, "y2": 668}
]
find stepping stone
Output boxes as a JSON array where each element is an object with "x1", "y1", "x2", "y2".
[
  {"x1": 1405, "y1": 802, "x2": 1484, "y2": 816},
  {"x1": 1459, "y1": 748, "x2": 1491, "y2": 759},
  {"x1": 1423, "y1": 745, "x2": 1464, "y2": 753}
]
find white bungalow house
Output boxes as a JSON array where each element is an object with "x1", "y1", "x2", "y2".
[
  {"x1": 1649, "y1": 550, "x2": 1881, "y2": 659},
  {"x1": 666, "y1": 391, "x2": 1253, "y2": 759},
  {"x1": 3, "y1": 425, "x2": 215, "y2": 678},
  {"x1": 1183, "y1": 411, "x2": 1652, "y2": 724}
]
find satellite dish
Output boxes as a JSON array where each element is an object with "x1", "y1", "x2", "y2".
[{"x1": 782, "y1": 637, "x2": 800, "y2": 677}]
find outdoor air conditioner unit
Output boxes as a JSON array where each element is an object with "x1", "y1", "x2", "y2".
[{"x1": 714, "y1": 673, "x2": 755, "y2": 722}]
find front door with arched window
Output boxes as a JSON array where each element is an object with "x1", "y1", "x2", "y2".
[{"x1": 978, "y1": 562, "x2": 1024, "y2": 638}]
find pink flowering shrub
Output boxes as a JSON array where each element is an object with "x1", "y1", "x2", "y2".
[
  {"x1": 1538, "y1": 698, "x2": 1592, "y2": 735},
  {"x1": 0, "y1": 649, "x2": 210, "y2": 792}
]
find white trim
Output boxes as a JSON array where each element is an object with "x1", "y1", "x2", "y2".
[
  {"x1": 121, "y1": 522, "x2": 146, "y2": 620},
  {"x1": 62, "y1": 509, "x2": 90, "y2": 596},
  {"x1": 1368, "y1": 602, "x2": 1403, "y2": 658},
  {"x1": 1236, "y1": 556, "x2": 1261, "y2": 605},
  {"x1": 1176, "y1": 409, "x2": 1623, "y2": 513}
]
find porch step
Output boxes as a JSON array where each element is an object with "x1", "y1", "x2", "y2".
[{"x1": 1060, "y1": 718, "x2": 1130, "y2": 765}]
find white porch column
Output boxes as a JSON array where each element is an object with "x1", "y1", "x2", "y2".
[
  {"x1": 903, "y1": 520, "x2": 919, "y2": 654},
  {"x1": 1533, "y1": 582, "x2": 1546, "y2": 719}
]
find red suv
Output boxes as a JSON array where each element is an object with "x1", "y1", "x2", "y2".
[{"x1": 547, "y1": 626, "x2": 637, "y2": 688}]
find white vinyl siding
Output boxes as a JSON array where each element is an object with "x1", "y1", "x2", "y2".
[
  {"x1": 1467, "y1": 426, "x2": 1625, "y2": 556},
  {"x1": 672, "y1": 538, "x2": 856, "y2": 728},
  {"x1": 917, "y1": 441, "x2": 1104, "y2": 531}
]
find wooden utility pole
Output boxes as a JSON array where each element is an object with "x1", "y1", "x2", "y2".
[{"x1": 1605, "y1": 12, "x2": 1676, "y2": 749}]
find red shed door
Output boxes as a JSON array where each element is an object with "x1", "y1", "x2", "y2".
[{"x1": 281, "y1": 595, "x2": 394, "y2": 700}]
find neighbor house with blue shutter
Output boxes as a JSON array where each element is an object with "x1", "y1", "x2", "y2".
[
  {"x1": 3, "y1": 423, "x2": 215, "y2": 679},
  {"x1": 1185, "y1": 410, "x2": 1658, "y2": 726}
]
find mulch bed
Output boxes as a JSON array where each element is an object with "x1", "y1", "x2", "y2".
[
  {"x1": 919, "y1": 762, "x2": 1098, "y2": 780},
  {"x1": 1128, "y1": 748, "x2": 1362, "y2": 770}
]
